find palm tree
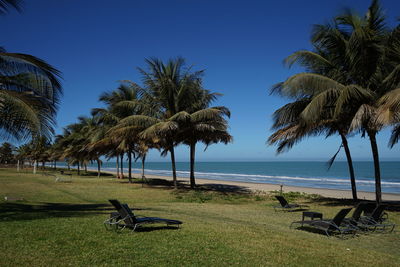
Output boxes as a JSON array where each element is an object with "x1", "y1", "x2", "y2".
[
  {"x1": 1, "y1": 1, "x2": 62, "y2": 140},
  {"x1": 178, "y1": 108, "x2": 232, "y2": 188},
  {"x1": 0, "y1": 0, "x2": 22, "y2": 14},
  {"x1": 272, "y1": 0, "x2": 400, "y2": 202},
  {"x1": 136, "y1": 57, "x2": 206, "y2": 187},
  {"x1": 0, "y1": 50, "x2": 62, "y2": 140}
]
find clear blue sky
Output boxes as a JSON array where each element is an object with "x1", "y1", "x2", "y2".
[{"x1": 2, "y1": 0, "x2": 399, "y2": 161}]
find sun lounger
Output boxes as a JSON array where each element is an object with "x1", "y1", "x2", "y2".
[
  {"x1": 343, "y1": 202, "x2": 372, "y2": 228},
  {"x1": 290, "y1": 208, "x2": 355, "y2": 237},
  {"x1": 104, "y1": 199, "x2": 182, "y2": 232},
  {"x1": 273, "y1": 195, "x2": 308, "y2": 211},
  {"x1": 55, "y1": 175, "x2": 72, "y2": 183},
  {"x1": 358, "y1": 204, "x2": 396, "y2": 232}
]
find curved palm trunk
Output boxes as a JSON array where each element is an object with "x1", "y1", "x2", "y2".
[
  {"x1": 97, "y1": 159, "x2": 101, "y2": 178},
  {"x1": 116, "y1": 155, "x2": 120, "y2": 179},
  {"x1": 340, "y1": 133, "x2": 357, "y2": 200},
  {"x1": 189, "y1": 142, "x2": 196, "y2": 189},
  {"x1": 120, "y1": 154, "x2": 124, "y2": 179},
  {"x1": 77, "y1": 162, "x2": 80, "y2": 175},
  {"x1": 84, "y1": 163, "x2": 87, "y2": 173},
  {"x1": 368, "y1": 131, "x2": 382, "y2": 203},
  {"x1": 128, "y1": 150, "x2": 132, "y2": 183},
  {"x1": 67, "y1": 162, "x2": 70, "y2": 171},
  {"x1": 170, "y1": 146, "x2": 177, "y2": 189}
]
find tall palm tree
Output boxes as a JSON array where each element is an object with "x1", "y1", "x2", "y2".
[
  {"x1": 178, "y1": 108, "x2": 232, "y2": 188},
  {"x1": 136, "y1": 57, "x2": 206, "y2": 187},
  {"x1": 93, "y1": 82, "x2": 153, "y2": 182},
  {"x1": 272, "y1": 0, "x2": 400, "y2": 202}
]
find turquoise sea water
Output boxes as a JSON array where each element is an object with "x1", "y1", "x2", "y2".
[{"x1": 62, "y1": 161, "x2": 400, "y2": 194}]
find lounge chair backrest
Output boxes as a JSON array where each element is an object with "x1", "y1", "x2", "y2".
[
  {"x1": 121, "y1": 204, "x2": 137, "y2": 224},
  {"x1": 352, "y1": 202, "x2": 370, "y2": 220},
  {"x1": 109, "y1": 199, "x2": 123, "y2": 211},
  {"x1": 370, "y1": 204, "x2": 387, "y2": 221},
  {"x1": 363, "y1": 202, "x2": 377, "y2": 216},
  {"x1": 109, "y1": 199, "x2": 136, "y2": 225},
  {"x1": 275, "y1": 196, "x2": 289, "y2": 207},
  {"x1": 331, "y1": 208, "x2": 352, "y2": 229}
]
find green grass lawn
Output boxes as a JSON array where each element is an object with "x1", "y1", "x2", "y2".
[{"x1": 0, "y1": 168, "x2": 399, "y2": 266}]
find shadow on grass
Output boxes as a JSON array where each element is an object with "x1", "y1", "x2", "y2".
[
  {"x1": 129, "y1": 177, "x2": 252, "y2": 194},
  {"x1": 134, "y1": 225, "x2": 181, "y2": 232},
  {"x1": 0, "y1": 202, "x2": 114, "y2": 222},
  {"x1": 293, "y1": 226, "x2": 356, "y2": 239}
]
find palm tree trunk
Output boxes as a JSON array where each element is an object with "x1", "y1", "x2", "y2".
[
  {"x1": 54, "y1": 160, "x2": 57, "y2": 170},
  {"x1": 17, "y1": 160, "x2": 20, "y2": 172},
  {"x1": 170, "y1": 146, "x2": 177, "y2": 189},
  {"x1": 42, "y1": 161, "x2": 45, "y2": 170},
  {"x1": 120, "y1": 154, "x2": 124, "y2": 179},
  {"x1": 141, "y1": 154, "x2": 146, "y2": 187},
  {"x1": 340, "y1": 133, "x2": 357, "y2": 200},
  {"x1": 141, "y1": 154, "x2": 146, "y2": 178},
  {"x1": 84, "y1": 163, "x2": 87, "y2": 173},
  {"x1": 97, "y1": 159, "x2": 101, "y2": 178},
  {"x1": 116, "y1": 155, "x2": 120, "y2": 179},
  {"x1": 77, "y1": 161, "x2": 80, "y2": 175},
  {"x1": 368, "y1": 131, "x2": 382, "y2": 203},
  {"x1": 189, "y1": 142, "x2": 196, "y2": 189},
  {"x1": 128, "y1": 150, "x2": 132, "y2": 183},
  {"x1": 33, "y1": 160, "x2": 37, "y2": 174},
  {"x1": 67, "y1": 162, "x2": 70, "y2": 171}
]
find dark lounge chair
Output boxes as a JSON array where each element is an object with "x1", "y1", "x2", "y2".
[
  {"x1": 290, "y1": 208, "x2": 355, "y2": 237},
  {"x1": 104, "y1": 199, "x2": 182, "y2": 232},
  {"x1": 358, "y1": 204, "x2": 395, "y2": 232},
  {"x1": 343, "y1": 202, "x2": 373, "y2": 229},
  {"x1": 273, "y1": 195, "x2": 308, "y2": 211}
]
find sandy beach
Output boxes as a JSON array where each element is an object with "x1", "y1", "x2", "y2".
[{"x1": 101, "y1": 170, "x2": 400, "y2": 201}]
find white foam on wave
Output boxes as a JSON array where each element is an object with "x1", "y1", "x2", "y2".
[{"x1": 52, "y1": 163, "x2": 399, "y2": 191}]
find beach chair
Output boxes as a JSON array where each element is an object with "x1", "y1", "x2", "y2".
[
  {"x1": 358, "y1": 204, "x2": 396, "y2": 232},
  {"x1": 343, "y1": 202, "x2": 372, "y2": 227},
  {"x1": 273, "y1": 195, "x2": 308, "y2": 211},
  {"x1": 55, "y1": 175, "x2": 72, "y2": 183},
  {"x1": 290, "y1": 208, "x2": 355, "y2": 237},
  {"x1": 104, "y1": 199, "x2": 182, "y2": 232}
]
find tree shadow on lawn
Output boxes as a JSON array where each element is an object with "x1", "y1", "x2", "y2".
[
  {"x1": 129, "y1": 177, "x2": 252, "y2": 194},
  {"x1": 0, "y1": 202, "x2": 114, "y2": 222}
]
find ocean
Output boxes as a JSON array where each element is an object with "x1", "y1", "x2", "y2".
[{"x1": 60, "y1": 161, "x2": 400, "y2": 194}]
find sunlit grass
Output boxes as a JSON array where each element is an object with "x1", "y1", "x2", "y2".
[{"x1": 0, "y1": 168, "x2": 399, "y2": 266}]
